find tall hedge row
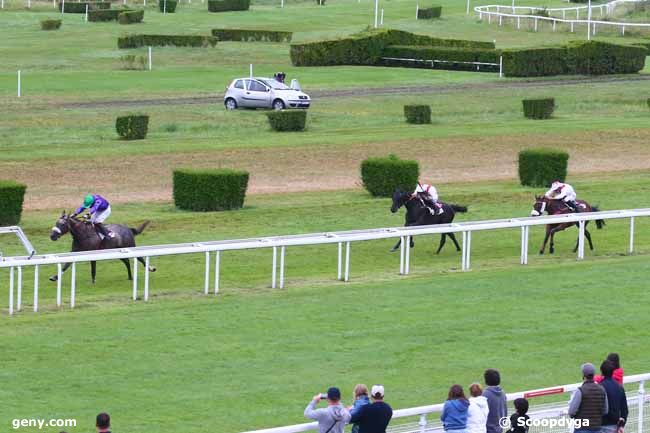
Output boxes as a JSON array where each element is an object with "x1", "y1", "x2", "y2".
[
  {"x1": 518, "y1": 149, "x2": 568, "y2": 187},
  {"x1": 173, "y1": 169, "x2": 249, "y2": 211},
  {"x1": 118, "y1": 9, "x2": 144, "y2": 24},
  {"x1": 88, "y1": 9, "x2": 125, "y2": 21},
  {"x1": 417, "y1": 5, "x2": 442, "y2": 19},
  {"x1": 361, "y1": 155, "x2": 419, "y2": 197},
  {"x1": 211, "y1": 28, "x2": 292, "y2": 42},
  {"x1": 58, "y1": 1, "x2": 110, "y2": 12},
  {"x1": 207, "y1": 0, "x2": 249, "y2": 12},
  {"x1": 503, "y1": 41, "x2": 647, "y2": 77},
  {"x1": 118, "y1": 34, "x2": 218, "y2": 48},
  {"x1": 0, "y1": 181, "x2": 27, "y2": 226}
]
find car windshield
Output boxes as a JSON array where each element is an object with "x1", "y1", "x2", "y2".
[{"x1": 259, "y1": 79, "x2": 291, "y2": 90}]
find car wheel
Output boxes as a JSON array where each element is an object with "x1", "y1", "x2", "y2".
[
  {"x1": 225, "y1": 98, "x2": 238, "y2": 110},
  {"x1": 272, "y1": 99, "x2": 285, "y2": 110}
]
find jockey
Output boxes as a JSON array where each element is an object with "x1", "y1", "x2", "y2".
[
  {"x1": 412, "y1": 183, "x2": 444, "y2": 215},
  {"x1": 72, "y1": 194, "x2": 116, "y2": 238},
  {"x1": 545, "y1": 180, "x2": 580, "y2": 212}
]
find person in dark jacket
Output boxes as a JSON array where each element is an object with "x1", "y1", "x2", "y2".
[
  {"x1": 507, "y1": 398, "x2": 529, "y2": 433},
  {"x1": 568, "y1": 363, "x2": 609, "y2": 433},
  {"x1": 483, "y1": 369, "x2": 507, "y2": 433},
  {"x1": 349, "y1": 385, "x2": 393, "y2": 433},
  {"x1": 441, "y1": 384, "x2": 470, "y2": 433},
  {"x1": 599, "y1": 360, "x2": 628, "y2": 433},
  {"x1": 96, "y1": 413, "x2": 111, "y2": 433},
  {"x1": 349, "y1": 384, "x2": 371, "y2": 433}
]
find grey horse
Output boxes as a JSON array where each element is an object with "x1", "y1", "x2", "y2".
[{"x1": 49, "y1": 212, "x2": 156, "y2": 283}]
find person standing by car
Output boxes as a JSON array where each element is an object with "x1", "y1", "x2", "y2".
[{"x1": 304, "y1": 387, "x2": 351, "y2": 433}]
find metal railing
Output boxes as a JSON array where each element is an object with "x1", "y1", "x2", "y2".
[
  {"x1": 2, "y1": 208, "x2": 649, "y2": 315},
  {"x1": 240, "y1": 373, "x2": 650, "y2": 433},
  {"x1": 475, "y1": 0, "x2": 650, "y2": 36}
]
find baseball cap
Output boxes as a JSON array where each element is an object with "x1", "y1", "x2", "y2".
[
  {"x1": 582, "y1": 363, "x2": 596, "y2": 376},
  {"x1": 371, "y1": 385, "x2": 385, "y2": 398},
  {"x1": 327, "y1": 387, "x2": 341, "y2": 400}
]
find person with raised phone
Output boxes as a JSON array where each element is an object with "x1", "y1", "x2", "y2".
[
  {"x1": 349, "y1": 384, "x2": 393, "y2": 433},
  {"x1": 304, "y1": 387, "x2": 351, "y2": 433}
]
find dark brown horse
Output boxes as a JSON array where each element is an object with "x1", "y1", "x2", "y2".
[
  {"x1": 531, "y1": 196, "x2": 605, "y2": 255},
  {"x1": 49, "y1": 212, "x2": 155, "y2": 283}
]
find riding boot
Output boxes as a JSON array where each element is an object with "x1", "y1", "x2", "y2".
[
  {"x1": 568, "y1": 201, "x2": 580, "y2": 213},
  {"x1": 95, "y1": 223, "x2": 115, "y2": 239},
  {"x1": 436, "y1": 203, "x2": 444, "y2": 215}
]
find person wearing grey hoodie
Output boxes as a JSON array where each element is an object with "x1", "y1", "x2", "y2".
[
  {"x1": 483, "y1": 369, "x2": 507, "y2": 433},
  {"x1": 304, "y1": 387, "x2": 351, "y2": 433}
]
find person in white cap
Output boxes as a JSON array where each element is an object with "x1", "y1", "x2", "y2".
[
  {"x1": 349, "y1": 384, "x2": 393, "y2": 433},
  {"x1": 412, "y1": 182, "x2": 444, "y2": 215}
]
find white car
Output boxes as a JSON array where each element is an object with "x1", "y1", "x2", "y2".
[{"x1": 224, "y1": 77, "x2": 311, "y2": 110}]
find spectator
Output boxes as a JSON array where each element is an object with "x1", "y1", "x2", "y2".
[
  {"x1": 507, "y1": 398, "x2": 529, "y2": 433},
  {"x1": 596, "y1": 353, "x2": 624, "y2": 386},
  {"x1": 349, "y1": 384, "x2": 393, "y2": 433},
  {"x1": 568, "y1": 363, "x2": 609, "y2": 433},
  {"x1": 349, "y1": 384, "x2": 371, "y2": 433},
  {"x1": 441, "y1": 384, "x2": 470, "y2": 433},
  {"x1": 599, "y1": 360, "x2": 628, "y2": 433},
  {"x1": 96, "y1": 413, "x2": 111, "y2": 433},
  {"x1": 467, "y1": 383, "x2": 489, "y2": 433},
  {"x1": 304, "y1": 387, "x2": 351, "y2": 433},
  {"x1": 483, "y1": 369, "x2": 507, "y2": 433}
]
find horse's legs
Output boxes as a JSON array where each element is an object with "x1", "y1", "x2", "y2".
[
  {"x1": 549, "y1": 230, "x2": 556, "y2": 254},
  {"x1": 435, "y1": 234, "x2": 447, "y2": 254},
  {"x1": 539, "y1": 226, "x2": 551, "y2": 255},
  {"x1": 585, "y1": 229, "x2": 594, "y2": 250},
  {"x1": 49, "y1": 262, "x2": 72, "y2": 282},
  {"x1": 137, "y1": 256, "x2": 157, "y2": 272},
  {"x1": 90, "y1": 261, "x2": 97, "y2": 284},
  {"x1": 120, "y1": 258, "x2": 133, "y2": 281},
  {"x1": 390, "y1": 238, "x2": 401, "y2": 253},
  {"x1": 448, "y1": 233, "x2": 462, "y2": 252},
  {"x1": 410, "y1": 237, "x2": 415, "y2": 248}
]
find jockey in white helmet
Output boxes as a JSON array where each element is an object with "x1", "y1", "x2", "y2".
[
  {"x1": 412, "y1": 183, "x2": 444, "y2": 215},
  {"x1": 545, "y1": 180, "x2": 580, "y2": 212}
]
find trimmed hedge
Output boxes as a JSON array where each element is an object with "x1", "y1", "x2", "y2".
[
  {"x1": 159, "y1": 0, "x2": 177, "y2": 12},
  {"x1": 518, "y1": 149, "x2": 568, "y2": 187},
  {"x1": 361, "y1": 155, "x2": 419, "y2": 197},
  {"x1": 290, "y1": 28, "x2": 494, "y2": 66},
  {"x1": 382, "y1": 45, "x2": 500, "y2": 72},
  {"x1": 173, "y1": 168, "x2": 249, "y2": 211},
  {"x1": 266, "y1": 110, "x2": 307, "y2": 132},
  {"x1": 211, "y1": 28, "x2": 292, "y2": 42},
  {"x1": 417, "y1": 5, "x2": 442, "y2": 19},
  {"x1": 0, "y1": 181, "x2": 27, "y2": 226},
  {"x1": 118, "y1": 34, "x2": 218, "y2": 48},
  {"x1": 88, "y1": 9, "x2": 125, "y2": 21},
  {"x1": 41, "y1": 19, "x2": 62, "y2": 30},
  {"x1": 58, "y1": 1, "x2": 110, "y2": 13},
  {"x1": 404, "y1": 105, "x2": 431, "y2": 124},
  {"x1": 118, "y1": 9, "x2": 144, "y2": 24},
  {"x1": 207, "y1": 0, "x2": 249, "y2": 12},
  {"x1": 522, "y1": 98, "x2": 555, "y2": 120},
  {"x1": 503, "y1": 41, "x2": 647, "y2": 77},
  {"x1": 116, "y1": 114, "x2": 149, "y2": 140}
]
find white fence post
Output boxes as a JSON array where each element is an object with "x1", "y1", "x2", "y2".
[
  {"x1": 374, "y1": 0, "x2": 378, "y2": 28},
  {"x1": 405, "y1": 236, "x2": 411, "y2": 274},
  {"x1": 70, "y1": 262, "x2": 76, "y2": 308},
  {"x1": 499, "y1": 56, "x2": 503, "y2": 78},
  {"x1": 520, "y1": 226, "x2": 529, "y2": 265},
  {"x1": 214, "y1": 251, "x2": 220, "y2": 294},
  {"x1": 204, "y1": 251, "x2": 211, "y2": 294},
  {"x1": 419, "y1": 414, "x2": 427, "y2": 433},
  {"x1": 337, "y1": 242, "x2": 342, "y2": 280},
  {"x1": 144, "y1": 256, "x2": 150, "y2": 301},
  {"x1": 416, "y1": 3, "x2": 419, "y2": 19},
  {"x1": 33, "y1": 265, "x2": 39, "y2": 312},
  {"x1": 85, "y1": 3, "x2": 88, "y2": 21},
  {"x1": 56, "y1": 263, "x2": 62, "y2": 306},
  {"x1": 399, "y1": 236, "x2": 405, "y2": 275},
  {"x1": 61, "y1": 0, "x2": 65, "y2": 13},
  {"x1": 163, "y1": 0, "x2": 166, "y2": 13},
  {"x1": 17, "y1": 70, "x2": 21, "y2": 98},
  {"x1": 17, "y1": 266, "x2": 22, "y2": 311},
  {"x1": 629, "y1": 217, "x2": 635, "y2": 254},
  {"x1": 344, "y1": 242, "x2": 350, "y2": 282},
  {"x1": 132, "y1": 257, "x2": 138, "y2": 300},
  {"x1": 9, "y1": 267, "x2": 14, "y2": 316},
  {"x1": 465, "y1": 0, "x2": 469, "y2": 15},
  {"x1": 638, "y1": 381, "x2": 646, "y2": 433},
  {"x1": 380, "y1": 8, "x2": 383, "y2": 25},
  {"x1": 577, "y1": 220, "x2": 585, "y2": 260},
  {"x1": 272, "y1": 247, "x2": 277, "y2": 289},
  {"x1": 148, "y1": 46, "x2": 152, "y2": 71},
  {"x1": 279, "y1": 246, "x2": 285, "y2": 289}
]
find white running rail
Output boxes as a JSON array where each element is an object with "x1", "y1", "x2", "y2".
[
  {"x1": 240, "y1": 373, "x2": 650, "y2": 433},
  {"x1": 2, "y1": 208, "x2": 649, "y2": 315},
  {"x1": 0, "y1": 226, "x2": 36, "y2": 258},
  {"x1": 475, "y1": 0, "x2": 650, "y2": 36}
]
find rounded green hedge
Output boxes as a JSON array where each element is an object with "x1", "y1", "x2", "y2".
[
  {"x1": 118, "y1": 9, "x2": 144, "y2": 24},
  {"x1": 40, "y1": 19, "x2": 62, "y2": 30},
  {"x1": 404, "y1": 105, "x2": 431, "y2": 124},
  {"x1": 159, "y1": 0, "x2": 177, "y2": 12},
  {"x1": 518, "y1": 148, "x2": 568, "y2": 187},
  {"x1": 361, "y1": 154, "x2": 419, "y2": 197},
  {"x1": 417, "y1": 5, "x2": 442, "y2": 19},
  {"x1": 522, "y1": 98, "x2": 555, "y2": 119},
  {"x1": 0, "y1": 180, "x2": 27, "y2": 226},
  {"x1": 173, "y1": 168, "x2": 249, "y2": 211},
  {"x1": 116, "y1": 114, "x2": 149, "y2": 140},
  {"x1": 267, "y1": 110, "x2": 307, "y2": 132}
]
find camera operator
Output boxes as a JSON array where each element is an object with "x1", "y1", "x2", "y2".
[{"x1": 304, "y1": 387, "x2": 351, "y2": 433}]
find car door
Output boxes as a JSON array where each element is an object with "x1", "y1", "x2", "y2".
[
  {"x1": 229, "y1": 79, "x2": 246, "y2": 106},
  {"x1": 243, "y1": 79, "x2": 271, "y2": 108}
]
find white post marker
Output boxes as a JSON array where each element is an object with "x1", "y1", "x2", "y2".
[
  {"x1": 204, "y1": 251, "x2": 210, "y2": 294},
  {"x1": 17, "y1": 70, "x2": 21, "y2": 98},
  {"x1": 148, "y1": 46, "x2": 152, "y2": 70},
  {"x1": 638, "y1": 381, "x2": 645, "y2": 433},
  {"x1": 380, "y1": 8, "x2": 383, "y2": 25},
  {"x1": 9, "y1": 267, "x2": 14, "y2": 316},
  {"x1": 629, "y1": 217, "x2": 635, "y2": 254},
  {"x1": 337, "y1": 242, "x2": 342, "y2": 280},
  {"x1": 511, "y1": 0, "x2": 514, "y2": 13},
  {"x1": 85, "y1": 3, "x2": 88, "y2": 21},
  {"x1": 56, "y1": 263, "x2": 62, "y2": 306},
  {"x1": 70, "y1": 262, "x2": 76, "y2": 308},
  {"x1": 163, "y1": 0, "x2": 166, "y2": 13},
  {"x1": 577, "y1": 220, "x2": 585, "y2": 259},
  {"x1": 416, "y1": 3, "x2": 419, "y2": 19},
  {"x1": 279, "y1": 246, "x2": 285, "y2": 289},
  {"x1": 1, "y1": 0, "x2": 4, "y2": 10},
  {"x1": 587, "y1": 0, "x2": 592, "y2": 40},
  {"x1": 271, "y1": 246, "x2": 277, "y2": 289},
  {"x1": 214, "y1": 251, "x2": 220, "y2": 294},
  {"x1": 404, "y1": 236, "x2": 411, "y2": 274},
  {"x1": 144, "y1": 256, "x2": 150, "y2": 301},
  {"x1": 249, "y1": 63, "x2": 253, "y2": 78},
  {"x1": 499, "y1": 55, "x2": 503, "y2": 78},
  {"x1": 33, "y1": 265, "x2": 39, "y2": 312},
  {"x1": 132, "y1": 257, "x2": 138, "y2": 300},
  {"x1": 28, "y1": 0, "x2": 32, "y2": 8},
  {"x1": 281, "y1": 0, "x2": 283, "y2": 7},
  {"x1": 344, "y1": 242, "x2": 350, "y2": 282},
  {"x1": 374, "y1": 0, "x2": 378, "y2": 28},
  {"x1": 466, "y1": 0, "x2": 469, "y2": 15},
  {"x1": 62, "y1": 0, "x2": 65, "y2": 13},
  {"x1": 17, "y1": 267, "x2": 22, "y2": 311}
]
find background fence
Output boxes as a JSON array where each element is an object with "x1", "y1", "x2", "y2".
[{"x1": 240, "y1": 373, "x2": 650, "y2": 433}]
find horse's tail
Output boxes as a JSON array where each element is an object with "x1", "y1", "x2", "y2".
[
  {"x1": 591, "y1": 206, "x2": 605, "y2": 229},
  {"x1": 450, "y1": 204, "x2": 468, "y2": 213},
  {"x1": 131, "y1": 221, "x2": 150, "y2": 236}
]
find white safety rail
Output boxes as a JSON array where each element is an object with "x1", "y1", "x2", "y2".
[
  {"x1": 380, "y1": 56, "x2": 503, "y2": 76},
  {"x1": 0, "y1": 226, "x2": 36, "y2": 258},
  {"x1": 2, "y1": 208, "x2": 649, "y2": 315},
  {"x1": 475, "y1": 0, "x2": 650, "y2": 36},
  {"x1": 240, "y1": 373, "x2": 650, "y2": 433}
]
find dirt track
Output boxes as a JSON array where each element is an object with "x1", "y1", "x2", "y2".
[{"x1": 57, "y1": 75, "x2": 650, "y2": 109}]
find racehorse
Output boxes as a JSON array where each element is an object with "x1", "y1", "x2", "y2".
[
  {"x1": 390, "y1": 189, "x2": 468, "y2": 254},
  {"x1": 49, "y1": 212, "x2": 156, "y2": 283},
  {"x1": 530, "y1": 196, "x2": 605, "y2": 255}
]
